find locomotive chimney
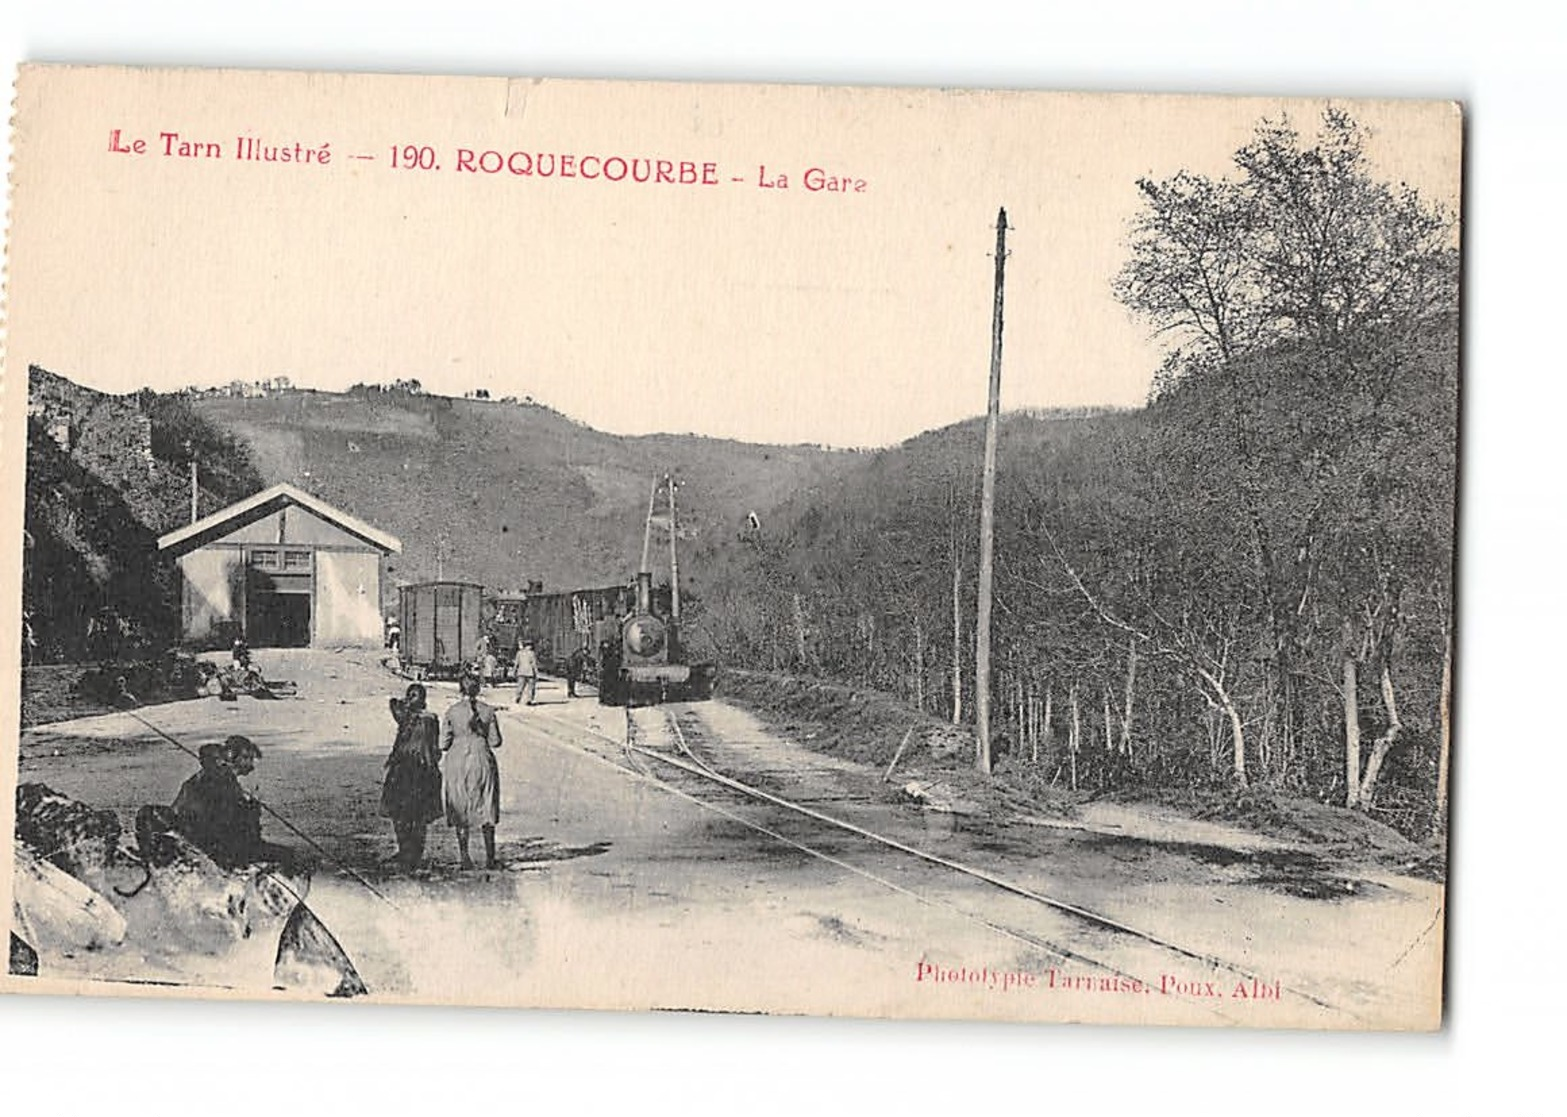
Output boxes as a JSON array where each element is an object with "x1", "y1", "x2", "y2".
[{"x1": 635, "y1": 570, "x2": 653, "y2": 616}]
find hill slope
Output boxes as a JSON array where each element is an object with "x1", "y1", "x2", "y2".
[
  {"x1": 23, "y1": 367, "x2": 265, "y2": 659},
  {"x1": 683, "y1": 407, "x2": 1120, "y2": 670},
  {"x1": 684, "y1": 315, "x2": 1457, "y2": 840},
  {"x1": 190, "y1": 387, "x2": 855, "y2": 596}
]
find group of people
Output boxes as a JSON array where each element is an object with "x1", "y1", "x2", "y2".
[
  {"x1": 166, "y1": 676, "x2": 504, "y2": 877},
  {"x1": 173, "y1": 675, "x2": 508, "y2": 874},
  {"x1": 377, "y1": 639, "x2": 601, "y2": 869},
  {"x1": 474, "y1": 636, "x2": 591, "y2": 704},
  {"x1": 168, "y1": 733, "x2": 296, "y2": 871},
  {"x1": 172, "y1": 639, "x2": 584, "y2": 875},
  {"x1": 472, "y1": 633, "x2": 536, "y2": 701},
  {"x1": 380, "y1": 673, "x2": 504, "y2": 871}
]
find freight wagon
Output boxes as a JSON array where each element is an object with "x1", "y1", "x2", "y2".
[
  {"x1": 522, "y1": 585, "x2": 637, "y2": 675},
  {"x1": 397, "y1": 581, "x2": 484, "y2": 680}
]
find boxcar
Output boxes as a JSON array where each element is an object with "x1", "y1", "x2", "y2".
[
  {"x1": 523, "y1": 585, "x2": 633, "y2": 674},
  {"x1": 398, "y1": 581, "x2": 484, "y2": 679}
]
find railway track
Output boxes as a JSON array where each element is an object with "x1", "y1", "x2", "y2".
[{"x1": 577, "y1": 703, "x2": 1357, "y2": 1027}]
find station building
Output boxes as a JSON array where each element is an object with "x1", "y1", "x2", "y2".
[{"x1": 157, "y1": 483, "x2": 401, "y2": 649}]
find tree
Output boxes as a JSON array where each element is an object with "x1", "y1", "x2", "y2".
[
  {"x1": 1114, "y1": 108, "x2": 1458, "y2": 802},
  {"x1": 1117, "y1": 109, "x2": 1457, "y2": 382}
]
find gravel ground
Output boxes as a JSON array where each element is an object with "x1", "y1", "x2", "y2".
[{"x1": 9, "y1": 649, "x2": 1444, "y2": 1028}]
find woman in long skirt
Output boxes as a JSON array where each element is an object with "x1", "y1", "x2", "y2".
[
  {"x1": 381, "y1": 684, "x2": 443, "y2": 869},
  {"x1": 441, "y1": 671, "x2": 503, "y2": 869}
]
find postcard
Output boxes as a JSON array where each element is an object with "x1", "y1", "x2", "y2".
[{"x1": 1, "y1": 64, "x2": 1459, "y2": 1029}]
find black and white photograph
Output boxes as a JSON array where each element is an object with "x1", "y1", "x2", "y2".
[{"x1": 3, "y1": 63, "x2": 1461, "y2": 1038}]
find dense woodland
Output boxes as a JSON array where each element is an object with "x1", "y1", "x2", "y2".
[{"x1": 686, "y1": 112, "x2": 1458, "y2": 838}]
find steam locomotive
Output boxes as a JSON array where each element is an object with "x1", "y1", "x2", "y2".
[{"x1": 594, "y1": 570, "x2": 716, "y2": 706}]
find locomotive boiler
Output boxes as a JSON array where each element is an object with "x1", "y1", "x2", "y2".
[{"x1": 597, "y1": 569, "x2": 715, "y2": 706}]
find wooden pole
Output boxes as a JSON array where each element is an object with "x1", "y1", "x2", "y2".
[
  {"x1": 1069, "y1": 682, "x2": 1080, "y2": 791},
  {"x1": 1120, "y1": 636, "x2": 1138, "y2": 756},
  {"x1": 1343, "y1": 653, "x2": 1361, "y2": 808},
  {"x1": 1015, "y1": 672, "x2": 1025, "y2": 756},
  {"x1": 951, "y1": 557, "x2": 963, "y2": 725},
  {"x1": 975, "y1": 207, "x2": 1009, "y2": 775},
  {"x1": 1028, "y1": 679, "x2": 1037, "y2": 763},
  {"x1": 883, "y1": 726, "x2": 916, "y2": 783},
  {"x1": 640, "y1": 474, "x2": 660, "y2": 573},
  {"x1": 1042, "y1": 684, "x2": 1053, "y2": 763},
  {"x1": 666, "y1": 474, "x2": 681, "y2": 620},
  {"x1": 187, "y1": 442, "x2": 199, "y2": 523}
]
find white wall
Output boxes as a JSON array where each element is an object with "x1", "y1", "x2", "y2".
[
  {"x1": 178, "y1": 548, "x2": 242, "y2": 643},
  {"x1": 313, "y1": 550, "x2": 382, "y2": 646}
]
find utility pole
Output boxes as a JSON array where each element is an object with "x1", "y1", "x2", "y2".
[
  {"x1": 975, "y1": 207, "x2": 1009, "y2": 776},
  {"x1": 436, "y1": 533, "x2": 452, "y2": 581},
  {"x1": 187, "y1": 441, "x2": 199, "y2": 524},
  {"x1": 666, "y1": 474, "x2": 681, "y2": 620},
  {"x1": 640, "y1": 473, "x2": 661, "y2": 573}
]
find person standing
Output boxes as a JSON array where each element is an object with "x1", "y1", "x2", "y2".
[
  {"x1": 381, "y1": 683, "x2": 442, "y2": 870},
  {"x1": 565, "y1": 642, "x2": 588, "y2": 698},
  {"x1": 441, "y1": 671, "x2": 503, "y2": 870},
  {"x1": 477, "y1": 632, "x2": 497, "y2": 687},
  {"x1": 514, "y1": 640, "x2": 539, "y2": 707},
  {"x1": 385, "y1": 615, "x2": 401, "y2": 670}
]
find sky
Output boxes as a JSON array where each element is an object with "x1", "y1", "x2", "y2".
[{"x1": 5, "y1": 70, "x2": 1459, "y2": 448}]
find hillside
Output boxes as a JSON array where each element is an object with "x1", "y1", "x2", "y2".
[
  {"x1": 21, "y1": 368, "x2": 857, "y2": 659},
  {"x1": 688, "y1": 312, "x2": 1457, "y2": 840},
  {"x1": 684, "y1": 406, "x2": 1124, "y2": 669},
  {"x1": 23, "y1": 367, "x2": 265, "y2": 660},
  {"x1": 189, "y1": 386, "x2": 855, "y2": 597}
]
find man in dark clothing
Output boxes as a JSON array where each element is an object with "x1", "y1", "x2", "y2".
[
  {"x1": 171, "y1": 735, "x2": 296, "y2": 870},
  {"x1": 565, "y1": 644, "x2": 589, "y2": 698},
  {"x1": 172, "y1": 740, "x2": 260, "y2": 867}
]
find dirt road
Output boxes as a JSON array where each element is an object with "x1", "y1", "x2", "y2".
[{"x1": 13, "y1": 649, "x2": 1442, "y2": 1028}]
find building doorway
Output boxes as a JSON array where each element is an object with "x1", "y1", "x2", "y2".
[
  {"x1": 248, "y1": 591, "x2": 311, "y2": 647},
  {"x1": 246, "y1": 562, "x2": 313, "y2": 647}
]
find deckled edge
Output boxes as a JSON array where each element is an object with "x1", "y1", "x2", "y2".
[{"x1": 0, "y1": 61, "x2": 25, "y2": 991}]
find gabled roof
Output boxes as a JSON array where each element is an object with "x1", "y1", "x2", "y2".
[{"x1": 157, "y1": 482, "x2": 402, "y2": 556}]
